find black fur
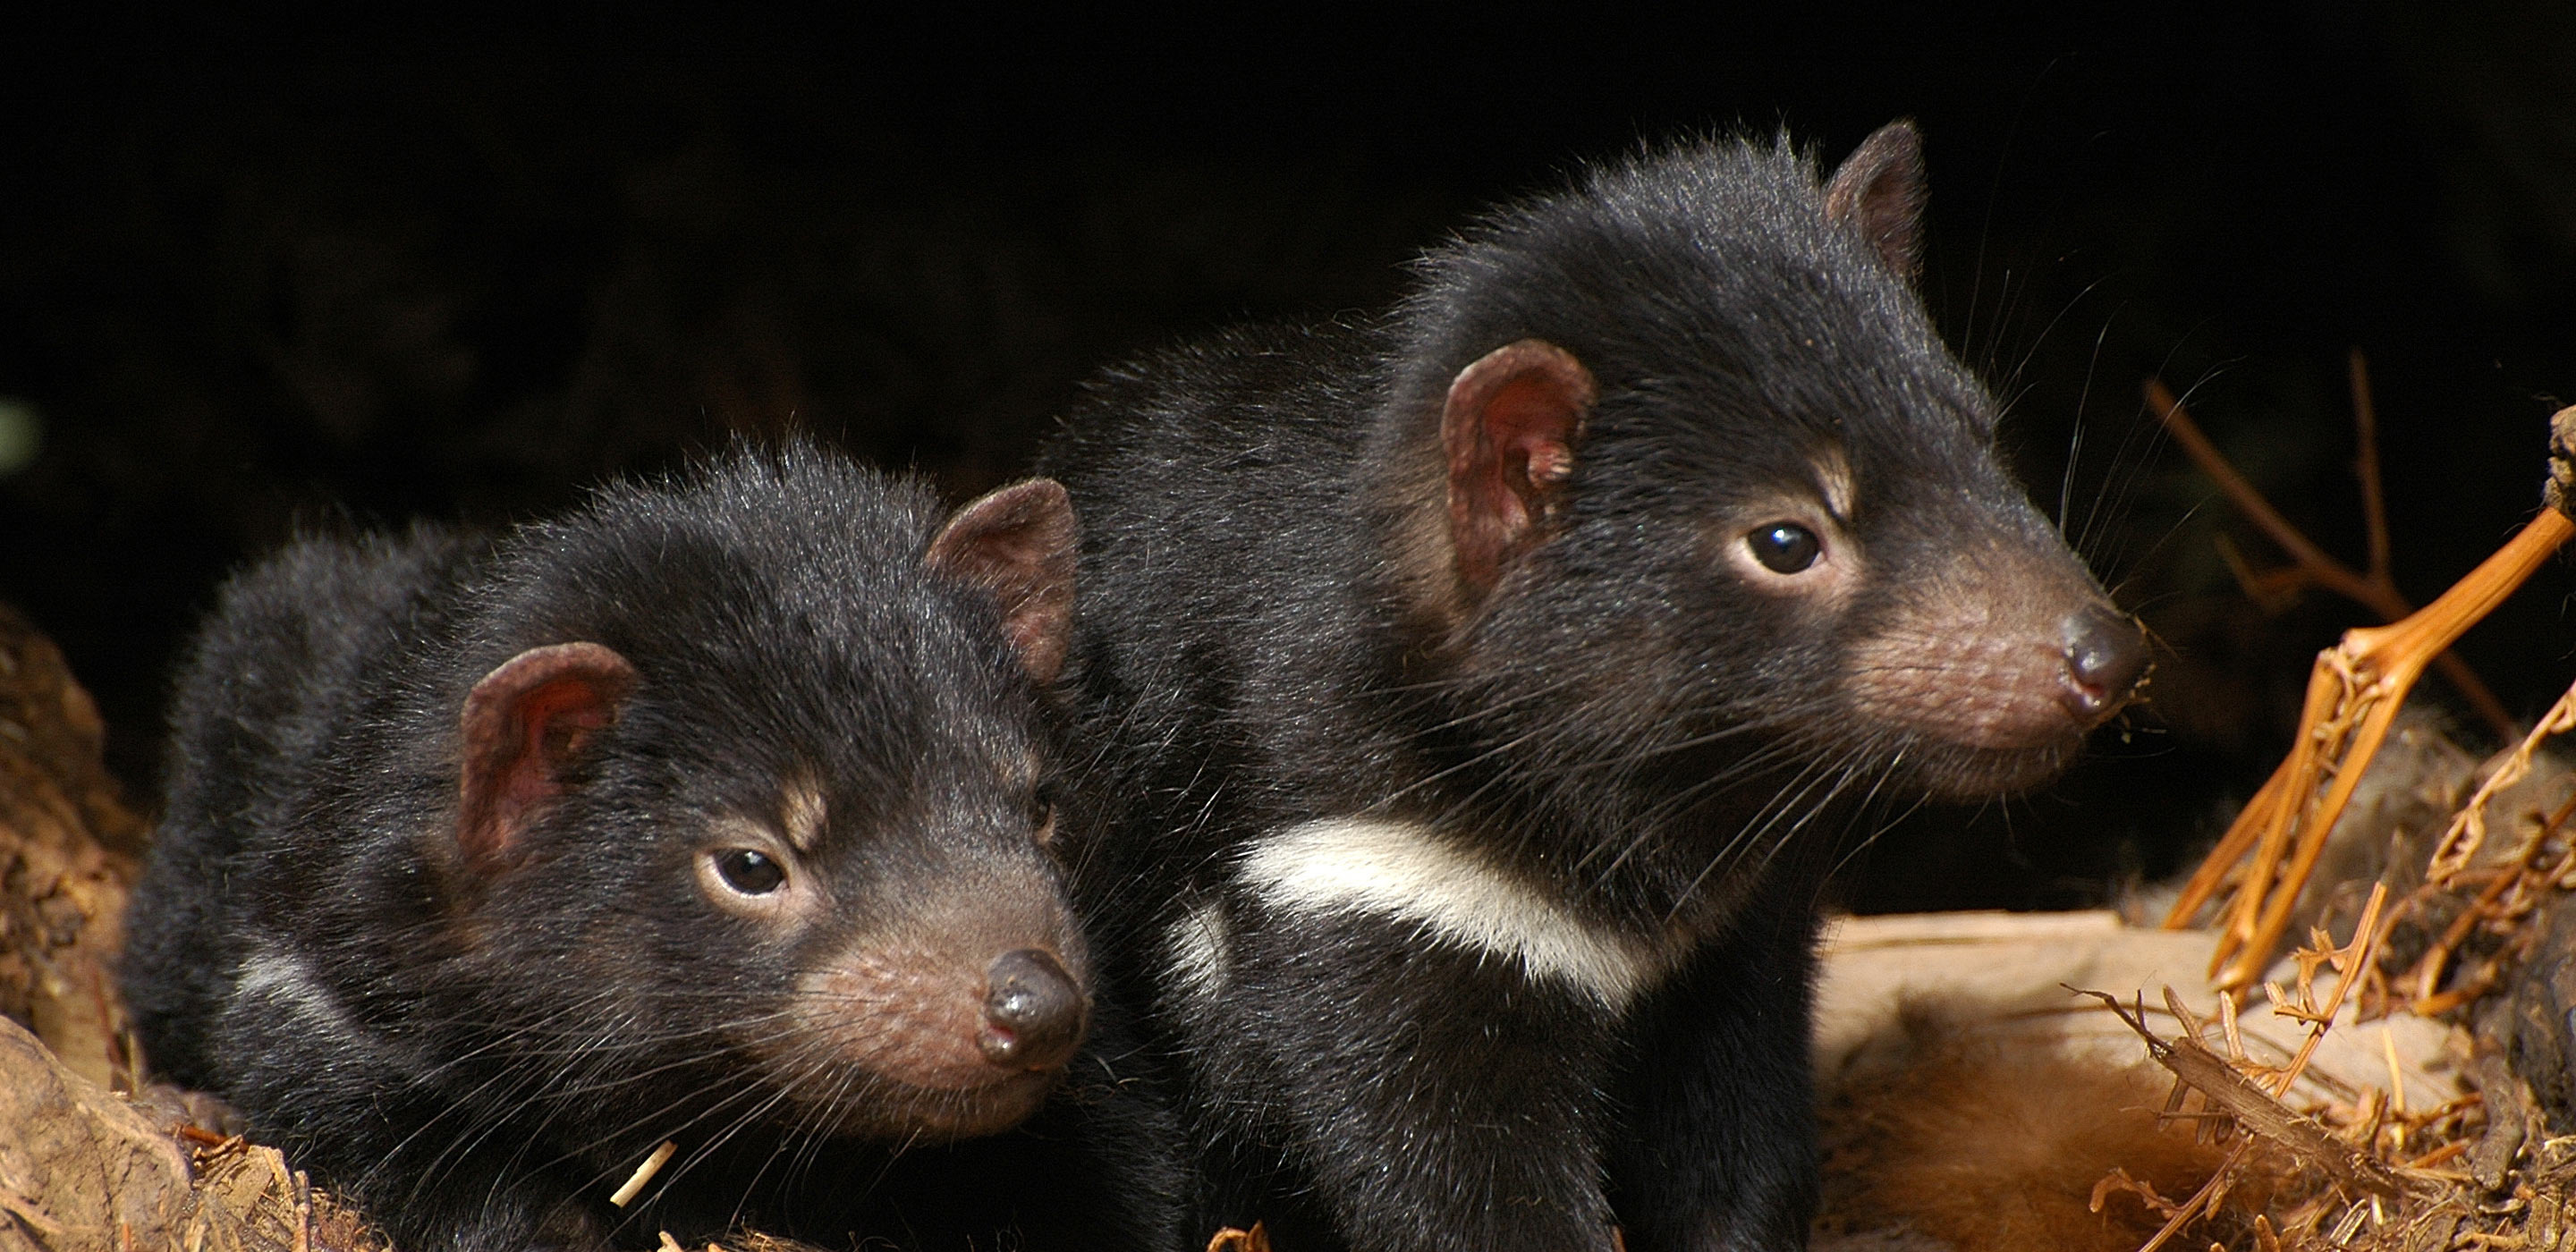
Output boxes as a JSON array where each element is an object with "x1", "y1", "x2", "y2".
[
  {"x1": 1039, "y1": 130, "x2": 2134, "y2": 1250},
  {"x1": 121, "y1": 444, "x2": 1130, "y2": 1250}
]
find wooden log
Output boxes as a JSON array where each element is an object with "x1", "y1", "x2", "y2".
[{"x1": 0, "y1": 603, "x2": 145, "y2": 1091}]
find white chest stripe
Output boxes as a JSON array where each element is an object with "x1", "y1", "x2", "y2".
[{"x1": 1235, "y1": 817, "x2": 1674, "y2": 1009}]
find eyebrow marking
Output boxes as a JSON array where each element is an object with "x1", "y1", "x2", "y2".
[
  {"x1": 780, "y1": 774, "x2": 828, "y2": 852},
  {"x1": 1813, "y1": 449, "x2": 1855, "y2": 521}
]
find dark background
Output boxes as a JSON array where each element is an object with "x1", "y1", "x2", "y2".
[{"x1": 7, "y1": 4, "x2": 2574, "y2": 910}]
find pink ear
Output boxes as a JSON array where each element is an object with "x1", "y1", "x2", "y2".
[
  {"x1": 1442, "y1": 339, "x2": 1597, "y2": 594},
  {"x1": 927, "y1": 478, "x2": 1079, "y2": 685},
  {"x1": 1824, "y1": 120, "x2": 1927, "y2": 283},
  {"x1": 456, "y1": 642, "x2": 638, "y2": 868}
]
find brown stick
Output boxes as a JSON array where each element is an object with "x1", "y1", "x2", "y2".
[
  {"x1": 1207, "y1": 1223, "x2": 1274, "y2": 1252},
  {"x1": 2468, "y1": 1045, "x2": 2529, "y2": 1191},
  {"x1": 2213, "y1": 512, "x2": 2574, "y2": 987},
  {"x1": 2146, "y1": 378, "x2": 2517, "y2": 742},
  {"x1": 2182, "y1": 641, "x2": 2353, "y2": 969},
  {"x1": 2350, "y1": 351, "x2": 2393, "y2": 588},
  {"x1": 2404, "y1": 791, "x2": 2569, "y2": 1002},
  {"x1": 2086, "y1": 988, "x2": 2403, "y2": 1197},
  {"x1": 2261, "y1": 884, "x2": 2387, "y2": 1092},
  {"x1": 2133, "y1": 1139, "x2": 2251, "y2": 1252},
  {"x1": 2161, "y1": 740, "x2": 2288, "y2": 938},
  {"x1": 2149, "y1": 378, "x2": 2379, "y2": 605}
]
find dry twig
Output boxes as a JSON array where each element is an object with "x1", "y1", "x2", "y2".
[
  {"x1": 2157, "y1": 407, "x2": 2576, "y2": 989},
  {"x1": 1206, "y1": 1223, "x2": 1273, "y2": 1252},
  {"x1": 2146, "y1": 370, "x2": 2515, "y2": 740},
  {"x1": 2083, "y1": 885, "x2": 2425, "y2": 1249}
]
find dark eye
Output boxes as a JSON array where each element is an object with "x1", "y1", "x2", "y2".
[
  {"x1": 1746, "y1": 522, "x2": 1822, "y2": 574},
  {"x1": 715, "y1": 849, "x2": 786, "y2": 895}
]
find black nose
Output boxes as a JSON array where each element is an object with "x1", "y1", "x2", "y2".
[
  {"x1": 979, "y1": 948, "x2": 1086, "y2": 1071},
  {"x1": 2057, "y1": 605, "x2": 2148, "y2": 725}
]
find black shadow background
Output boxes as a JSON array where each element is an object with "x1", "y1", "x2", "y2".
[{"x1": 7, "y1": 4, "x2": 2575, "y2": 911}]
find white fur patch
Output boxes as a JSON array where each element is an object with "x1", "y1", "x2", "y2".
[
  {"x1": 1235, "y1": 817, "x2": 1676, "y2": 1009},
  {"x1": 1165, "y1": 902, "x2": 1231, "y2": 1004},
  {"x1": 234, "y1": 945, "x2": 360, "y2": 1036}
]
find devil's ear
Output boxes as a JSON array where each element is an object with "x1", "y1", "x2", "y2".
[
  {"x1": 1824, "y1": 119, "x2": 1928, "y2": 284},
  {"x1": 927, "y1": 478, "x2": 1079, "y2": 685},
  {"x1": 456, "y1": 642, "x2": 638, "y2": 868},
  {"x1": 1442, "y1": 339, "x2": 1597, "y2": 595}
]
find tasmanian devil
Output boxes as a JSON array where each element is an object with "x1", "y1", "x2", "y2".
[
  {"x1": 119, "y1": 444, "x2": 1097, "y2": 1250},
  {"x1": 1037, "y1": 122, "x2": 2149, "y2": 1251}
]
